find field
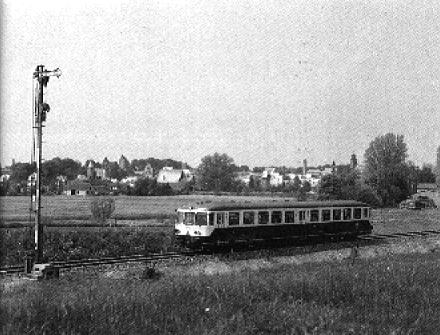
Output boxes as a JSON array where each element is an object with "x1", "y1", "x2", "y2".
[
  {"x1": 1, "y1": 195, "x2": 439, "y2": 266},
  {"x1": 1, "y1": 194, "x2": 440, "y2": 228},
  {"x1": 2, "y1": 249, "x2": 440, "y2": 334},
  {"x1": 0, "y1": 195, "x2": 284, "y2": 224}
]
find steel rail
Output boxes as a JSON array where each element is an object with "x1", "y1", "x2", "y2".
[{"x1": 0, "y1": 251, "x2": 198, "y2": 275}]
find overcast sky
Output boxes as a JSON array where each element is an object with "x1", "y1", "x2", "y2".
[{"x1": 1, "y1": 0, "x2": 439, "y2": 169}]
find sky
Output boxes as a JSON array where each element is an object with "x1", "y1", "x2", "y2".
[{"x1": 1, "y1": 0, "x2": 440, "y2": 169}]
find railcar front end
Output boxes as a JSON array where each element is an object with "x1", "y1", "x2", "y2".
[{"x1": 174, "y1": 208, "x2": 215, "y2": 248}]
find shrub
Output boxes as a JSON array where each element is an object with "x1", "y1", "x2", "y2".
[
  {"x1": 356, "y1": 186, "x2": 382, "y2": 207},
  {"x1": 90, "y1": 197, "x2": 115, "y2": 225}
]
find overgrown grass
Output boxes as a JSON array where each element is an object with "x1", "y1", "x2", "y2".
[
  {"x1": 0, "y1": 227, "x2": 173, "y2": 265},
  {"x1": 2, "y1": 252, "x2": 440, "y2": 334}
]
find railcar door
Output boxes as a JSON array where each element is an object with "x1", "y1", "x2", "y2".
[
  {"x1": 215, "y1": 212, "x2": 227, "y2": 245},
  {"x1": 216, "y1": 212, "x2": 226, "y2": 228}
]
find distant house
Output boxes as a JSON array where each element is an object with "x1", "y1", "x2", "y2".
[
  {"x1": 259, "y1": 168, "x2": 283, "y2": 187},
  {"x1": 235, "y1": 172, "x2": 255, "y2": 186},
  {"x1": 0, "y1": 165, "x2": 12, "y2": 184},
  {"x1": 269, "y1": 172, "x2": 284, "y2": 187},
  {"x1": 65, "y1": 180, "x2": 112, "y2": 196},
  {"x1": 65, "y1": 180, "x2": 93, "y2": 196},
  {"x1": 121, "y1": 176, "x2": 139, "y2": 187},
  {"x1": 156, "y1": 167, "x2": 193, "y2": 191},
  {"x1": 306, "y1": 169, "x2": 321, "y2": 179},
  {"x1": 134, "y1": 163, "x2": 154, "y2": 179},
  {"x1": 417, "y1": 183, "x2": 438, "y2": 193}
]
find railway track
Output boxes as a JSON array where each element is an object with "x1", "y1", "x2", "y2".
[
  {"x1": 356, "y1": 229, "x2": 440, "y2": 241},
  {"x1": 2, "y1": 230, "x2": 440, "y2": 276},
  {"x1": 0, "y1": 251, "x2": 198, "y2": 275}
]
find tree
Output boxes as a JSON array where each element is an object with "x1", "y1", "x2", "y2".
[
  {"x1": 90, "y1": 197, "x2": 115, "y2": 225},
  {"x1": 132, "y1": 178, "x2": 174, "y2": 196},
  {"x1": 60, "y1": 158, "x2": 82, "y2": 180},
  {"x1": 197, "y1": 153, "x2": 236, "y2": 192},
  {"x1": 318, "y1": 174, "x2": 342, "y2": 200},
  {"x1": 42, "y1": 157, "x2": 62, "y2": 185},
  {"x1": 248, "y1": 175, "x2": 261, "y2": 191},
  {"x1": 364, "y1": 133, "x2": 410, "y2": 206},
  {"x1": 0, "y1": 178, "x2": 8, "y2": 196},
  {"x1": 417, "y1": 164, "x2": 436, "y2": 183},
  {"x1": 10, "y1": 162, "x2": 35, "y2": 183},
  {"x1": 133, "y1": 178, "x2": 154, "y2": 196},
  {"x1": 107, "y1": 162, "x2": 128, "y2": 180},
  {"x1": 252, "y1": 167, "x2": 265, "y2": 173},
  {"x1": 356, "y1": 185, "x2": 381, "y2": 207},
  {"x1": 437, "y1": 146, "x2": 440, "y2": 186}
]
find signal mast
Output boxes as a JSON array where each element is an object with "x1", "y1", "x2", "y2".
[{"x1": 31, "y1": 65, "x2": 61, "y2": 264}]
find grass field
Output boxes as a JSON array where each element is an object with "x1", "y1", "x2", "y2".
[
  {"x1": 1, "y1": 195, "x2": 439, "y2": 266},
  {"x1": 2, "y1": 195, "x2": 440, "y2": 229},
  {"x1": 0, "y1": 195, "x2": 284, "y2": 224},
  {"x1": 2, "y1": 251, "x2": 440, "y2": 334}
]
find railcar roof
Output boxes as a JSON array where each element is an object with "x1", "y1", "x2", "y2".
[{"x1": 178, "y1": 200, "x2": 368, "y2": 211}]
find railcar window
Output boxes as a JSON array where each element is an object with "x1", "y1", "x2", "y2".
[
  {"x1": 343, "y1": 208, "x2": 352, "y2": 220},
  {"x1": 363, "y1": 208, "x2": 369, "y2": 218},
  {"x1": 184, "y1": 212, "x2": 195, "y2": 225},
  {"x1": 178, "y1": 212, "x2": 184, "y2": 223},
  {"x1": 285, "y1": 211, "x2": 295, "y2": 223},
  {"x1": 208, "y1": 213, "x2": 214, "y2": 226},
  {"x1": 196, "y1": 213, "x2": 207, "y2": 225},
  {"x1": 258, "y1": 211, "x2": 269, "y2": 224},
  {"x1": 272, "y1": 211, "x2": 282, "y2": 224},
  {"x1": 229, "y1": 212, "x2": 240, "y2": 225},
  {"x1": 299, "y1": 210, "x2": 306, "y2": 221},
  {"x1": 322, "y1": 209, "x2": 331, "y2": 221},
  {"x1": 310, "y1": 210, "x2": 319, "y2": 222},
  {"x1": 333, "y1": 209, "x2": 342, "y2": 220},
  {"x1": 217, "y1": 213, "x2": 224, "y2": 225},
  {"x1": 243, "y1": 211, "x2": 255, "y2": 225},
  {"x1": 354, "y1": 208, "x2": 362, "y2": 219}
]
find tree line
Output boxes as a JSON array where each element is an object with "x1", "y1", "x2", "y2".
[
  {"x1": 0, "y1": 157, "x2": 188, "y2": 196},
  {"x1": 194, "y1": 134, "x2": 438, "y2": 207},
  {"x1": 1, "y1": 133, "x2": 438, "y2": 206}
]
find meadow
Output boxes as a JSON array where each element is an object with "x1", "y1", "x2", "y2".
[
  {"x1": 1, "y1": 194, "x2": 439, "y2": 229},
  {"x1": 0, "y1": 195, "x2": 281, "y2": 224},
  {"x1": 2, "y1": 251, "x2": 440, "y2": 334},
  {"x1": 1, "y1": 195, "x2": 439, "y2": 266}
]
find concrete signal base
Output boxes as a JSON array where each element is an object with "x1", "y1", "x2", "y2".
[{"x1": 30, "y1": 263, "x2": 59, "y2": 280}]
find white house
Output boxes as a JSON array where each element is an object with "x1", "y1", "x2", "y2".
[
  {"x1": 156, "y1": 167, "x2": 194, "y2": 191},
  {"x1": 121, "y1": 176, "x2": 139, "y2": 187}
]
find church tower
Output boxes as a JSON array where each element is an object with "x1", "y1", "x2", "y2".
[
  {"x1": 87, "y1": 160, "x2": 96, "y2": 180},
  {"x1": 350, "y1": 154, "x2": 358, "y2": 170}
]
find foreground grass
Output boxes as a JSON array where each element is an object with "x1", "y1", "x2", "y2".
[{"x1": 2, "y1": 252, "x2": 440, "y2": 334}]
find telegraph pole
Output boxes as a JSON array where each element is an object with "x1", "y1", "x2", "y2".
[{"x1": 31, "y1": 65, "x2": 61, "y2": 264}]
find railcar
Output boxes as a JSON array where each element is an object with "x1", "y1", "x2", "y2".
[{"x1": 174, "y1": 200, "x2": 373, "y2": 249}]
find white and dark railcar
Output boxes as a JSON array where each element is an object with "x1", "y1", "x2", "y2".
[{"x1": 174, "y1": 200, "x2": 373, "y2": 249}]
